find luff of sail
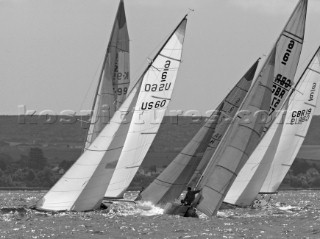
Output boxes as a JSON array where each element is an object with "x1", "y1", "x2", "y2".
[
  {"x1": 35, "y1": 16, "x2": 188, "y2": 212},
  {"x1": 260, "y1": 47, "x2": 320, "y2": 193},
  {"x1": 223, "y1": 0, "x2": 307, "y2": 206},
  {"x1": 85, "y1": 0, "x2": 130, "y2": 150},
  {"x1": 195, "y1": 47, "x2": 276, "y2": 217},
  {"x1": 139, "y1": 59, "x2": 259, "y2": 205},
  {"x1": 104, "y1": 17, "x2": 188, "y2": 198}
]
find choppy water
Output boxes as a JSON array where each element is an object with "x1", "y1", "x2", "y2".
[{"x1": 1, "y1": 190, "x2": 320, "y2": 238}]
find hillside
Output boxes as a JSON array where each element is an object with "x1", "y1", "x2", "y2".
[
  {"x1": 0, "y1": 115, "x2": 320, "y2": 166},
  {"x1": 0, "y1": 115, "x2": 319, "y2": 189}
]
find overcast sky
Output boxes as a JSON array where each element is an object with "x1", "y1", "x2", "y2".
[{"x1": 0, "y1": 0, "x2": 320, "y2": 115}]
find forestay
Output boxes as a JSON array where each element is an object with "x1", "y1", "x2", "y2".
[
  {"x1": 223, "y1": 0, "x2": 307, "y2": 206},
  {"x1": 260, "y1": 47, "x2": 320, "y2": 193},
  {"x1": 104, "y1": 17, "x2": 188, "y2": 198},
  {"x1": 35, "y1": 15, "x2": 188, "y2": 212},
  {"x1": 85, "y1": 0, "x2": 130, "y2": 150},
  {"x1": 139, "y1": 59, "x2": 259, "y2": 205}
]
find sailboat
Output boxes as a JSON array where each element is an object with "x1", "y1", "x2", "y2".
[
  {"x1": 139, "y1": 59, "x2": 260, "y2": 207},
  {"x1": 239, "y1": 47, "x2": 320, "y2": 205},
  {"x1": 85, "y1": 0, "x2": 130, "y2": 151},
  {"x1": 192, "y1": 0, "x2": 307, "y2": 217},
  {"x1": 261, "y1": 49, "x2": 320, "y2": 193},
  {"x1": 223, "y1": 0, "x2": 308, "y2": 207},
  {"x1": 34, "y1": 15, "x2": 189, "y2": 212}
]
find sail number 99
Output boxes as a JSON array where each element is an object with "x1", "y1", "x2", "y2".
[{"x1": 116, "y1": 87, "x2": 128, "y2": 95}]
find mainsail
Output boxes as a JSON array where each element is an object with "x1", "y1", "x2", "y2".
[
  {"x1": 85, "y1": 0, "x2": 130, "y2": 150},
  {"x1": 139, "y1": 59, "x2": 259, "y2": 205},
  {"x1": 223, "y1": 0, "x2": 308, "y2": 206},
  {"x1": 194, "y1": 47, "x2": 275, "y2": 216},
  {"x1": 35, "y1": 16, "x2": 188, "y2": 212},
  {"x1": 194, "y1": 0, "x2": 307, "y2": 216},
  {"x1": 104, "y1": 17, "x2": 188, "y2": 198},
  {"x1": 260, "y1": 47, "x2": 320, "y2": 194}
]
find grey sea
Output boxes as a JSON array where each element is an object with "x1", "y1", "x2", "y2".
[{"x1": 1, "y1": 190, "x2": 320, "y2": 239}]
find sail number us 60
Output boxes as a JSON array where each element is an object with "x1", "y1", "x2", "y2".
[
  {"x1": 141, "y1": 100, "x2": 167, "y2": 110},
  {"x1": 141, "y1": 60, "x2": 171, "y2": 110}
]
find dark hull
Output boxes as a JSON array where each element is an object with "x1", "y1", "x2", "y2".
[{"x1": 164, "y1": 202, "x2": 198, "y2": 218}]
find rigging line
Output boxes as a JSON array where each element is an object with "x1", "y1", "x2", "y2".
[{"x1": 77, "y1": 54, "x2": 103, "y2": 114}]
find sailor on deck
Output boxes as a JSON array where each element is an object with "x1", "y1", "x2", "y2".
[{"x1": 181, "y1": 187, "x2": 201, "y2": 205}]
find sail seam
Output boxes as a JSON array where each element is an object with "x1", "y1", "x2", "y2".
[
  {"x1": 294, "y1": 134, "x2": 305, "y2": 138},
  {"x1": 281, "y1": 163, "x2": 291, "y2": 167},
  {"x1": 258, "y1": 82, "x2": 273, "y2": 93},
  {"x1": 308, "y1": 68, "x2": 320, "y2": 75},
  {"x1": 304, "y1": 102, "x2": 316, "y2": 107},
  {"x1": 85, "y1": 146, "x2": 124, "y2": 152},
  {"x1": 152, "y1": 96, "x2": 171, "y2": 100},
  {"x1": 216, "y1": 164, "x2": 238, "y2": 176},
  {"x1": 224, "y1": 100, "x2": 239, "y2": 108},
  {"x1": 159, "y1": 53, "x2": 181, "y2": 62},
  {"x1": 282, "y1": 31, "x2": 303, "y2": 43},
  {"x1": 204, "y1": 185, "x2": 223, "y2": 195},
  {"x1": 273, "y1": 82, "x2": 291, "y2": 91},
  {"x1": 180, "y1": 152, "x2": 196, "y2": 157},
  {"x1": 235, "y1": 85, "x2": 249, "y2": 92},
  {"x1": 155, "y1": 178, "x2": 186, "y2": 186},
  {"x1": 238, "y1": 124, "x2": 262, "y2": 138}
]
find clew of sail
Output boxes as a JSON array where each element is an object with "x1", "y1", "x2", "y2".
[
  {"x1": 104, "y1": 17, "x2": 188, "y2": 198},
  {"x1": 223, "y1": 0, "x2": 307, "y2": 206},
  {"x1": 260, "y1": 47, "x2": 320, "y2": 193},
  {"x1": 85, "y1": 0, "x2": 130, "y2": 150},
  {"x1": 139, "y1": 59, "x2": 259, "y2": 205},
  {"x1": 35, "y1": 15, "x2": 188, "y2": 212}
]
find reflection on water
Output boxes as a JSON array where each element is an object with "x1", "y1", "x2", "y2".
[{"x1": 1, "y1": 190, "x2": 320, "y2": 238}]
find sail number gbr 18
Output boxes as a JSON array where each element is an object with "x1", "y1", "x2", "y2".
[{"x1": 141, "y1": 60, "x2": 172, "y2": 110}]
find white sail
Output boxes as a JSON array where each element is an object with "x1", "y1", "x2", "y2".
[
  {"x1": 104, "y1": 17, "x2": 187, "y2": 198},
  {"x1": 260, "y1": 48, "x2": 320, "y2": 193},
  {"x1": 35, "y1": 81, "x2": 141, "y2": 211},
  {"x1": 194, "y1": 0, "x2": 307, "y2": 216},
  {"x1": 223, "y1": 0, "x2": 307, "y2": 206},
  {"x1": 85, "y1": 0, "x2": 130, "y2": 150},
  {"x1": 223, "y1": 106, "x2": 287, "y2": 205},
  {"x1": 35, "y1": 16, "x2": 188, "y2": 212},
  {"x1": 139, "y1": 59, "x2": 259, "y2": 205}
]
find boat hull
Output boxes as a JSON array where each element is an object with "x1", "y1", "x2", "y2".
[{"x1": 164, "y1": 202, "x2": 198, "y2": 218}]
